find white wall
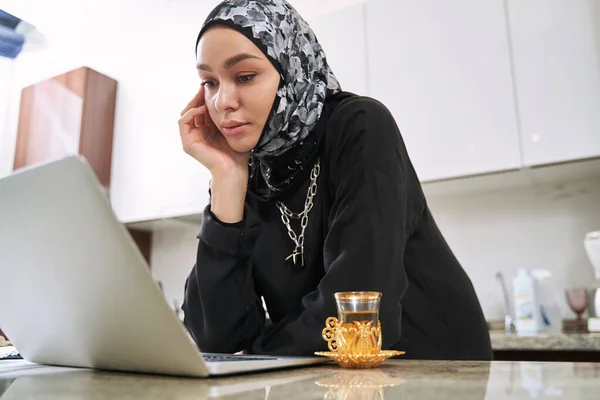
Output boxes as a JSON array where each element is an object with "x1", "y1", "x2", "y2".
[
  {"x1": 427, "y1": 176, "x2": 600, "y2": 321},
  {"x1": 0, "y1": 57, "x2": 15, "y2": 176},
  {"x1": 150, "y1": 175, "x2": 600, "y2": 322}
]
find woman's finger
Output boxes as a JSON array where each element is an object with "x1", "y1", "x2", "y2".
[{"x1": 178, "y1": 105, "x2": 208, "y2": 128}]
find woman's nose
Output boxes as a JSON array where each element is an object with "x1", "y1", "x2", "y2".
[{"x1": 215, "y1": 83, "x2": 239, "y2": 112}]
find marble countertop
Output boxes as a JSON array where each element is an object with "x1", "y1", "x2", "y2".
[
  {"x1": 2, "y1": 359, "x2": 600, "y2": 399},
  {"x1": 490, "y1": 332, "x2": 600, "y2": 351}
]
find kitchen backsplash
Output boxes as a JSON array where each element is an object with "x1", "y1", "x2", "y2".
[
  {"x1": 425, "y1": 174, "x2": 600, "y2": 321},
  {"x1": 150, "y1": 174, "x2": 600, "y2": 322}
]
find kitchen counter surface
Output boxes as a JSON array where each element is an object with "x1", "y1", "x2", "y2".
[
  {"x1": 2, "y1": 359, "x2": 600, "y2": 399},
  {"x1": 490, "y1": 332, "x2": 600, "y2": 351}
]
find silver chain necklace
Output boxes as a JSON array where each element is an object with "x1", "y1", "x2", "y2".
[{"x1": 276, "y1": 159, "x2": 320, "y2": 267}]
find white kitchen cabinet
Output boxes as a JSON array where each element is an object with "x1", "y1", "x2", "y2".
[
  {"x1": 365, "y1": 0, "x2": 521, "y2": 182},
  {"x1": 306, "y1": 2, "x2": 368, "y2": 96},
  {"x1": 506, "y1": 0, "x2": 600, "y2": 166},
  {"x1": 109, "y1": 2, "x2": 214, "y2": 224},
  {"x1": 108, "y1": 48, "x2": 204, "y2": 224}
]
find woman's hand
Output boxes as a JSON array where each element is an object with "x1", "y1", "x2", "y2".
[
  {"x1": 178, "y1": 86, "x2": 249, "y2": 175},
  {"x1": 178, "y1": 86, "x2": 249, "y2": 223}
]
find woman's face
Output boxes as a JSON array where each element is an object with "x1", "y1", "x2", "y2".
[{"x1": 196, "y1": 25, "x2": 281, "y2": 153}]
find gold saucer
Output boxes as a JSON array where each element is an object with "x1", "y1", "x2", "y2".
[{"x1": 314, "y1": 350, "x2": 405, "y2": 369}]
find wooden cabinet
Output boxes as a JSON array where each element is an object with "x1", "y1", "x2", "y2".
[
  {"x1": 365, "y1": 0, "x2": 521, "y2": 181},
  {"x1": 506, "y1": 0, "x2": 600, "y2": 166},
  {"x1": 14, "y1": 67, "x2": 117, "y2": 188}
]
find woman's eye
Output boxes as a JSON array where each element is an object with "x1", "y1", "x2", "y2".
[
  {"x1": 238, "y1": 74, "x2": 256, "y2": 83},
  {"x1": 201, "y1": 80, "x2": 216, "y2": 88}
]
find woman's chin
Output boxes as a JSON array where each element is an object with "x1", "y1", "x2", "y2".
[{"x1": 226, "y1": 136, "x2": 260, "y2": 154}]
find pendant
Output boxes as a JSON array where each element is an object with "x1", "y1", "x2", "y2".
[{"x1": 286, "y1": 246, "x2": 304, "y2": 266}]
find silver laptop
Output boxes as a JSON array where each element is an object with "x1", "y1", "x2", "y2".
[{"x1": 0, "y1": 155, "x2": 326, "y2": 377}]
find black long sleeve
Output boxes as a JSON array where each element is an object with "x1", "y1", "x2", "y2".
[
  {"x1": 182, "y1": 205, "x2": 265, "y2": 353},
  {"x1": 183, "y1": 93, "x2": 492, "y2": 360}
]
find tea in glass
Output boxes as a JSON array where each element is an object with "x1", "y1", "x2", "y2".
[{"x1": 333, "y1": 292, "x2": 382, "y2": 355}]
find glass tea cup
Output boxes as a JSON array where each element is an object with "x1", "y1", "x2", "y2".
[{"x1": 324, "y1": 291, "x2": 383, "y2": 356}]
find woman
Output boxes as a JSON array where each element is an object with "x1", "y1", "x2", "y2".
[{"x1": 179, "y1": 0, "x2": 492, "y2": 360}]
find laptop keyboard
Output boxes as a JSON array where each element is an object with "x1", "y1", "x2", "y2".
[
  {"x1": 202, "y1": 353, "x2": 279, "y2": 362},
  {"x1": 0, "y1": 347, "x2": 22, "y2": 360}
]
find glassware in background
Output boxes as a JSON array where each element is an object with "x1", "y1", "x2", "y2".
[{"x1": 565, "y1": 288, "x2": 589, "y2": 332}]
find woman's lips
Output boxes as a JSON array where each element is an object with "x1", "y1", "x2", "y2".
[{"x1": 221, "y1": 122, "x2": 250, "y2": 136}]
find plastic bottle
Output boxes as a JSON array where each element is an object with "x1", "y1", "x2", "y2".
[
  {"x1": 531, "y1": 269, "x2": 563, "y2": 334},
  {"x1": 513, "y1": 268, "x2": 543, "y2": 334}
]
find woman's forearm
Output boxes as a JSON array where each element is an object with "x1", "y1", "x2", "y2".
[{"x1": 210, "y1": 167, "x2": 248, "y2": 223}]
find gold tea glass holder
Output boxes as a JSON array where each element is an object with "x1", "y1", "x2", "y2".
[{"x1": 314, "y1": 292, "x2": 405, "y2": 368}]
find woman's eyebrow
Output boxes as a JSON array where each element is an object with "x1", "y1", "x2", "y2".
[{"x1": 197, "y1": 53, "x2": 262, "y2": 71}]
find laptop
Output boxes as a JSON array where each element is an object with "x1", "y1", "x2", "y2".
[{"x1": 0, "y1": 155, "x2": 326, "y2": 377}]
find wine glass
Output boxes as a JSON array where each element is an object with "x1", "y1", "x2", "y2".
[{"x1": 565, "y1": 288, "x2": 589, "y2": 332}]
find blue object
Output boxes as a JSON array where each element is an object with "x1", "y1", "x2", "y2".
[
  {"x1": 0, "y1": 10, "x2": 20, "y2": 29},
  {"x1": 0, "y1": 10, "x2": 25, "y2": 59}
]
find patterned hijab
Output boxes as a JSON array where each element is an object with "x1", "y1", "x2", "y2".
[{"x1": 196, "y1": 0, "x2": 341, "y2": 197}]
